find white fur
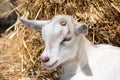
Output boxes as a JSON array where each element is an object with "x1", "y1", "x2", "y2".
[{"x1": 20, "y1": 15, "x2": 120, "y2": 80}]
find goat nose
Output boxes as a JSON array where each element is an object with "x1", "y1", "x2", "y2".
[{"x1": 42, "y1": 57, "x2": 50, "y2": 63}]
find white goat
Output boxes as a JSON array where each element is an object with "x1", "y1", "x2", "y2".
[{"x1": 20, "y1": 15, "x2": 120, "y2": 80}]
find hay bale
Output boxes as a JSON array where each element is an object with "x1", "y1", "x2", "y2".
[{"x1": 0, "y1": 0, "x2": 120, "y2": 80}]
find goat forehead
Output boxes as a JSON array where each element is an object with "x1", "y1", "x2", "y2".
[
  {"x1": 42, "y1": 15, "x2": 74, "y2": 42},
  {"x1": 43, "y1": 20, "x2": 71, "y2": 36},
  {"x1": 42, "y1": 24, "x2": 65, "y2": 42},
  {"x1": 44, "y1": 23, "x2": 63, "y2": 34},
  {"x1": 52, "y1": 15, "x2": 74, "y2": 24}
]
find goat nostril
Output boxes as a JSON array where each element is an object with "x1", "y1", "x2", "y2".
[{"x1": 42, "y1": 57, "x2": 50, "y2": 63}]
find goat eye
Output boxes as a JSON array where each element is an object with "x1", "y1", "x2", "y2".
[
  {"x1": 61, "y1": 37, "x2": 71, "y2": 44},
  {"x1": 60, "y1": 20, "x2": 67, "y2": 26}
]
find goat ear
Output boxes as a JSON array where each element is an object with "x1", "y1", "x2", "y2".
[
  {"x1": 19, "y1": 18, "x2": 48, "y2": 31},
  {"x1": 74, "y1": 23, "x2": 88, "y2": 36}
]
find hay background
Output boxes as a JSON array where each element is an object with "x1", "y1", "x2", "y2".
[{"x1": 0, "y1": 0, "x2": 120, "y2": 80}]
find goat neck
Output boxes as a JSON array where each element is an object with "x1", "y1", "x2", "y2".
[{"x1": 60, "y1": 36, "x2": 93, "y2": 80}]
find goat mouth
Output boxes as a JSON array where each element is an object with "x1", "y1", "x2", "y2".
[{"x1": 47, "y1": 60, "x2": 58, "y2": 68}]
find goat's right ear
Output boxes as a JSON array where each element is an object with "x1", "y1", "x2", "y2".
[{"x1": 19, "y1": 18, "x2": 49, "y2": 31}]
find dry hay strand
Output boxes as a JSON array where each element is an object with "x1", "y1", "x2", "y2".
[{"x1": 0, "y1": 0, "x2": 120, "y2": 80}]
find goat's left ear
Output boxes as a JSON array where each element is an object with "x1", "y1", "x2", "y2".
[
  {"x1": 74, "y1": 23, "x2": 88, "y2": 36},
  {"x1": 19, "y1": 18, "x2": 49, "y2": 31}
]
